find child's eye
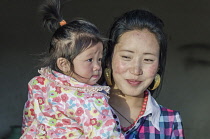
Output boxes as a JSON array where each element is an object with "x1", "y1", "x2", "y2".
[
  {"x1": 87, "y1": 58, "x2": 93, "y2": 62},
  {"x1": 98, "y1": 58, "x2": 102, "y2": 61}
]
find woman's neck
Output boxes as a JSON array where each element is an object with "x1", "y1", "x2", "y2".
[
  {"x1": 109, "y1": 88, "x2": 144, "y2": 107},
  {"x1": 109, "y1": 88, "x2": 145, "y2": 127}
]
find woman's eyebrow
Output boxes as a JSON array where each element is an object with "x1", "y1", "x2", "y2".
[
  {"x1": 120, "y1": 50, "x2": 157, "y2": 56},
  {"x1": 119, "y1": 49, "x2": 134, "y2": 53},
  {"x1": 143, "y1": 52, "x2": 157, "y2": 56}
]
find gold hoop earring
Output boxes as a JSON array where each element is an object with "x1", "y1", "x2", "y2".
[
  {"x1": 104, "y1": 68, "x2": 112, "y2": 86},
  {"x1": 149, "y1": 74, "x2": 161, "y2": 90}
]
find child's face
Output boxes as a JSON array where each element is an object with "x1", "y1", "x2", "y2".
[{"x1": 71, "y1": 42, "x2": 103, "y2": 85}]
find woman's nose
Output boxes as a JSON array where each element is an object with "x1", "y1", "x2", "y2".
[{"x1": 129, "y1": 64, "x2": 143, "y2": 75}]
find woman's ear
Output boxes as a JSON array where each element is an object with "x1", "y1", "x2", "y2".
[{"x1": 56, "y1": 58, "x2": 71, "y2": 75}]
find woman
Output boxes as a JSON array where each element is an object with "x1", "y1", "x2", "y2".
[{"x1": 104, "y1": 9, "x2": 185, "y2": 138}]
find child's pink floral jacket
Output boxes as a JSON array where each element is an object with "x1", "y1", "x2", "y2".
[{"x1": 20, "y1": 67, "x2": 124, "y2": 139}]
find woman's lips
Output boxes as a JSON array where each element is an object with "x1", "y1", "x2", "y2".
[{"x1": 126, "y1": 79, "x2": 141, "y2": 86}]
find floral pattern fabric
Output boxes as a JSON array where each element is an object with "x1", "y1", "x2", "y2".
[{"x1": 20, "y1": 67, "x2": 124, "y2": 139}]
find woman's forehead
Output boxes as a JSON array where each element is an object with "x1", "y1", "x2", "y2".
[{"x1": 115, "y1": 30, "x2": 159, "y2": 53}]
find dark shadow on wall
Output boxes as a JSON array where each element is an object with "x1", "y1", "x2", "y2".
[
  {"x1": 178, "y1": 43, "x2": 210, "y2": 70},
  {"x1": 1, "y1": 125, "x2": 21, "y2": 139}
]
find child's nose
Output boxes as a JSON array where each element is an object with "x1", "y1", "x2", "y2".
[{"x1": 93, "y1": 61, "x2": 101, "y2": 71}]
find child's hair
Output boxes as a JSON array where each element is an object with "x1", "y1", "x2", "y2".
[{"x1": 40, "y1": 0, "x2": 104, "y2": 74}]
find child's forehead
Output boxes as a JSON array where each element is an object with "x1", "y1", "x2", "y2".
[{"x1": 78, "y1": 43, "x2": 103, "y2": 57}]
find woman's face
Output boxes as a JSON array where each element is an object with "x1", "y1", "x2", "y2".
[{"x1": 111, "y1": 29, "x2": 159, "y2": 96}]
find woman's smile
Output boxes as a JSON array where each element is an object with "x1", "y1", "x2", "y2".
[{"x1": 126, "y1": 79, "x2": 142, "y2": 86}]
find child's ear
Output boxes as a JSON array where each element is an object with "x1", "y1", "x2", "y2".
[{"x1": 56, "y1": 58, "x2": 71, "y2": 75}]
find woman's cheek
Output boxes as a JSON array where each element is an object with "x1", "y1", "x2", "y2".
[
  {"x1": 148, "y1": 63, "x2": 159, "y2": 76},
  {"x1": 113, "y1": 59, "x2": 127, "y2": 74}
]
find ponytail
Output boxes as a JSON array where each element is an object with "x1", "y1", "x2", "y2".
[
  {"x1": 39, "y1": 0, "x2": 103, "y2": 74},
  {"x1": 40, "y1": 0, "x2": 65, "y2": 32}
]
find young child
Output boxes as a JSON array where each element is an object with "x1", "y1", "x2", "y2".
[{"x1": 20, "y1": 0, "x2": 124, "y2": 138}]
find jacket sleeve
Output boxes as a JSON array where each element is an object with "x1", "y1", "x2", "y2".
[
  {"x1": 21, "y1": 77, "x2": 47, "y2": 138},
  {"x1": 76, "y1": 94, "x2": 124, "y2": 138},
  {"x1": 21, "y1": 83, "x2": 36, "y2": 134},
  {"x1": 52, "y1": 91, "x2": 124, "y2": 138}
]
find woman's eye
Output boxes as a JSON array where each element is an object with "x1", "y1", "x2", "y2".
[
  {"x1": 122, "y1": 56, "x2": 131, "y2": 59},
  {"x1": 144, "y1": 59, "x2": 154, "y2": 62},
  {"x1": 87, "y1": 58, "x2": 93, "y2": 62},
  {"x1": 98, "y1": 58, "x2": 102, "y2": 61}
]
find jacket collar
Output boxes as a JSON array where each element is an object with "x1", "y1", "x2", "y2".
[
  {"x1": 38, "y1": 67, "x2": 90, "y2": 88},
  {"x1": 38, "y1": 67, "x2": 110, "y2": 94}
]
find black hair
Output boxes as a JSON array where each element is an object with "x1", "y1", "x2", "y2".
[
  {"x1": 106, "y1": 9, "x2": 167, "y2": 96},
  {"x1": 39, "y1": 0, "x2": 104, "y2": 74}
]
